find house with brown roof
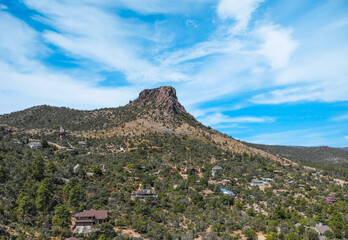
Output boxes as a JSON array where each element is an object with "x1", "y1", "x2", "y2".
[{"x1": 74, "y1": 209, "x2": 108, "y2": 227}]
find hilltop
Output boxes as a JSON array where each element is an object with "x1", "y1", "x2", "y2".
[{"x1": 0, "y1": 86, "x2": 286, "y2": 163}]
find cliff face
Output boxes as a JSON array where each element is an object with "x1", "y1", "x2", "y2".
[{"x1": 130, "y1": 86, "x2": 186, "y2": 115}]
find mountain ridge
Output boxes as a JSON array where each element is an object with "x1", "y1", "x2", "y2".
[{"x1": 0, "y1": 86, "x2": 292, "y2": 165}]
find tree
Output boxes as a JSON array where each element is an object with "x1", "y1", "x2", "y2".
[
  {"x1": 36, "y1": 178, "x2": 53, "y2": 211},
  {"x1": 32, "y1": 155, "x2": 45, "y2": 180},
  {"x1": 16, "y1": 191, "x2": 32, "y2": 218},
  {"x1": 304, "y1": 229, "x2": 319, "y2": 240},
  {"x1": 286, "y1": 233, "x2": 300, "y2": 240},
  {"x1": 244, "y1": 228, "x2": 257, "y2": 240},
  {"x1": 0, "y1": 165, "x2": 6, "y2": 183},
  {"x1": 265, "y1": 232, "x2": 278, "y2": 240},
  {"x1": 52, "y1": 205, "x2": 71, "y2": 229},
  {"x1": 68, "y1": 185, "x2": 82, "y2": 208}
]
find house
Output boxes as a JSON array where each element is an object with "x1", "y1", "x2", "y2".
[
  {"x1": 74, "y1": 209, "x2": 108, "y2": 227},
  {"x1": 86, "y1": 172, "x2": 94, "y2": 177},
  {"x1": 73, "y1": 164, "x2": 80, "y2": 173},
  {"x1": 250, "y1": 179, "x2": 269, "y2": 187},
  {"x1": 58, "y1": 127, "x2": 67, "y2": 140},
  {"x1": 211, "y1": 166, "x2": 223, "y2": 177},
  {"x1": 78, "y1": 141, "x2": 86, "y2": 147},
  {"x1": 221, "y1": 189, "x2": 235, "y2": 196},
  {"x1": 325, "y1": 196, "x2": 337, "y2": 204},
  {"x1": 66, "y1": 238, "x2": 79, "y2": 240},
  {"x1": 180, "y1": 167, "x2": 200, "y2": 175},
  {"x1": 308, "y1": 223, "x2": 332, "y2": 239},
  {"x1": 66, "y1": 147, "x2": 75, "y2": 152},
  {"x1": 261, "y1": 177, "x2": 274, "y2": 183},
  {"x1": 201, "y1": 189, "x2": 214, "y2": 196},
  {"x1": 28, "y1": 141, "x2": 41, "y2": 149},
  {"x1": 273, "y1": 189, "x2": 290, "y2": 195},
  {"x1": 131, "y1": 189, "x2": 158, "y2": 200},
  {"x1": 273, "y1": 170, "x2": 283, "y2": 174}
]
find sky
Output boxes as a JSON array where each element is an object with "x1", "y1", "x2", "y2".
[{"x1": 1, "y1": 0, "x2": 348, "y2": 147}]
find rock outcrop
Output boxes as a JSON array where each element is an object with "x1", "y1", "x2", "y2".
[{"x1": 130, "y1": 86, "x2": 186, "y2": 115}]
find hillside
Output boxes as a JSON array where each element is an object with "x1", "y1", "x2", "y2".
[
  {"x1": 244, "y1": 143, "x2": 348, "y2": 178},
  {"x1": 0, "y1": 86, "x2": 286, "y2": 163},
  {"x1": 0, "y1": 86, "x2": 347, "y2": 240}
]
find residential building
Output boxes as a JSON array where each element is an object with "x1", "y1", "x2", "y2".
[
  {"x1": 221, "y1": 189, "x2": 235, "y2": 196},
  {"x1": 250, "y1": 179, "x2": 269, "y2": 187},
  {"x1": 28, "y1": 141, "x2": 41, "y2": 149},
  {"x1": 325, "y1": 196, "x2": 337, "y2": 204},
  {"x1": 131, "y1": 189, "x2": 158, "y2": 200},
  {"x1": 261, "y1": 177, "x2": 274, "y2": 183},
  {"x1": 74, "y1": 209, "x2": 108, "y2": 227},
  {"x1": 211, "y1": 166, "x2": 223, "y2": 177},
  {"x1": 180, "y1": 167, "x2": 200, "y2": 175},
  {"x1": 73, "y1": 164, "x2": 80, "y2": 173}
]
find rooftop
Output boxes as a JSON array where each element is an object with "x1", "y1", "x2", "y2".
[{"x1": 75, "y1": 209, "x2": 108, "y2": 220}]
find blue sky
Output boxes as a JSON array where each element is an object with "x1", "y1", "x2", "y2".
[{"x1": 1, "y1": 0, "x2": 348, "y2": 147}]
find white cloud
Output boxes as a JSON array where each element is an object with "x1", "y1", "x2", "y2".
[
  {"x1": 344, "y1": 136, "x2": 348, "y2": 140},
  {"x1": 332, "y1": 114, "x2": 348, "y2": 122},
  {"x1": 243, "y1": 129, "x2": 329, "y2": 146},
  {"x1": 0, "y1": 7, "x2": 140, "y2": 114},
  {"x1": 24, "y1": 0, "x2": 187, "y2": 84},
  {"x1": 255, "y1": 24, "x2": 298, "y2": 69},
  {"x1": 198, "y1": 112, "x2": 274, "y2": 126},
  {"x1": 0, "y1": 4, "x2": 7, "y2": 10},
  {"x1": 217, "y1": 0, "x2": 264, "y2": 30}
]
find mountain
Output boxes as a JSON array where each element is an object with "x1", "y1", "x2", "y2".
[
  {"x1": 0, "y1": 86, "x2": 283, "y2": 163},
  {"x1": 338, "y1": 146, "x2": 348, "y2": 151},
  {"x1": 0, "y1": 86, "x2": 347, "y2": 239}
]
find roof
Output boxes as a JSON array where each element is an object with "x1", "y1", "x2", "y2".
[
  {"x1": 66, "y1": 238, "x2": 79, "y2": 240},
  {"x1": 75, "y1": 209, "x2": 108, "y2": 219},
  {"x1": 73, "y1": 164, "x2": 80, "y2": 170},
  {"x1": 212, "y1": 166, "x2": 223, "y2": 170},
  {"x1": 315, "y1": 224, "x2": 331, "y2": 234},
  {"x1": 133, "y1": 189, "x2": 156, "y2": 195},
  {"x1": 221, "y1": 189, "x2": 235, "y2": 196}
]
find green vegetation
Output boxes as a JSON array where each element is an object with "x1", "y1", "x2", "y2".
[
  {"x1": 245, "y1": 143, "x2": 348, "y2": 180},
  {"x1": 0, "y1": 88, "x2": 347, "y2": 239}
]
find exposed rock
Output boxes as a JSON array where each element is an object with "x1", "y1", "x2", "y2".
[{"x1": 130, "y1": 86, "x2": 185, "y2": 115}]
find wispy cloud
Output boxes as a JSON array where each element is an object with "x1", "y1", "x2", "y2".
[
  {"x1": 217, "y1": 0, "x2": 265, "y2": 31},
  {"x1": 198, "y1": 112, "x2": 275, "y2": 126},
  {"x1": 332, "y1": 114, "x2": 348, "y2": 122}
]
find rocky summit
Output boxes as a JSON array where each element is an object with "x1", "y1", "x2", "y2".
[{"x1": 130, "y1": 86, "x2": 186, "y2": 115}]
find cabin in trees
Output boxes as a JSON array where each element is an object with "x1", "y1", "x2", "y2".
[
  {"x1": 211, "y1": 166, "x2": 223, "y2": 177},
  {"x1": 221, "y1": 189, "x2": 235, "y2": 196},
  {"x1": 74, "y1": 209, "x2": 108, "y2": 227},
  {"x1": 180, "y1": 167, "x2": 200, "y2": 175},
  {"x1": 28, "y1": 141, "x2": 41, "y2": 149},
  {"x1": 131, "y1": 189, "x2": 158, "y2": 200},
  {"x1": 58, "y1": 127, "x2": 67, "y2": 140},
  {"x1": 325, "y1": 196, "x2": 337, "y2": 204},
  {"x1": 250, "y1": 179, "x2": 269, "y2": 187}
]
